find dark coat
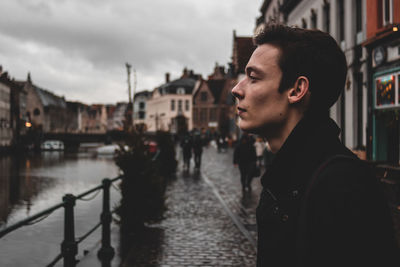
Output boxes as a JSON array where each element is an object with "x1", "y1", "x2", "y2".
[{"x1": 256, "y1": 115, "x2": 399, "y2": 267}]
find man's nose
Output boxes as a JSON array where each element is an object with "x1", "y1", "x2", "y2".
[{"x1": 231, "y1": 82, "x2": 244, "y2": 100}]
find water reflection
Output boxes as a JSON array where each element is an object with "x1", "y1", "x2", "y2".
[{"x1": 0, "y1": 150, "x2": 120, "y2": 266}]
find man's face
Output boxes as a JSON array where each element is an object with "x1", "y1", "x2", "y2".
[{"x1": 231, "y1": 44, "x2": 289, "y2": 137}]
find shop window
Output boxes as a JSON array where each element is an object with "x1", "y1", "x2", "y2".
[
  {"x1": 398, "y1": 75, "x2": 400, "y2": 104},
  {"x1": 376, "y1": 75, "x2": 395, "y2": 107}
]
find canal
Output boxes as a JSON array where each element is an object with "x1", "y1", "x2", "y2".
[{"x1": 0, "y1": 147, "x2": 121, "y2": 266}]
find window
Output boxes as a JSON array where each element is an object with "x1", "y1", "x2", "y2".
[
  {"x1": 383, "y1": 0, "x2": 393, "y2": 25},
  {"x1": 201, "y1": 92, "x2": 208, "y2": 102},
  {"x1": 200, "y1": 108, "x2": 207, "y2": 122},
  {"x1": 139, "y1": 102, "x2": 145, "y2": 109},
  {"x1": 185, "y1": 100, "x2": 190, "y2": 111},
  {"x1": 302, "y1": 18, "x2": 308, "y2": 29},
  {"x1": 171, "y1": 99, "x2": 175, "y2": 111},
  {"x1": 177, "y1": 87, "x2": 185, "y2": 94},
  {"x1": 33, "y1": 108, "x2": 40, "y2": 116},
  {"x1": 323, "y1": 1, "x2": 330, "y2": 33},
  {"x1": 139, "y1": 111, "x2": 145, "y2": 119},
  {"x1": 376, "y1": 75, "x2": 395, "y2": 107},
  {"x1": 311, "y1": 9, "x2": 317, "y2": 29},
  {"x1": 356, "y1": 0, "x2": 362, "y2": 33},
  {"x1": 193, "y1": 108, "x2": 198, "y2": 122},
  {"x1": 338, "y1": 0, "x2": 345, "y2": 42},
  {"x1": 178, "y1": 100, "x2": 182, "y2": 111},
  {"x1": 209, "y1": 108, "x2": 217, "y2": 121}
]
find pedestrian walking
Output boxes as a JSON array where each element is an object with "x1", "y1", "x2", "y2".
[
  {"x1": 233, "y1": 133, "x2": 257, "y2": 191},
  {"x1": 254, "y1": 137, "x2": 265, "y2": 168},
  {"x1": 231, "y1": 24, "x2": 399, "y2": 267},
  {"x1": 193, "y1": 132, "x2": 203, "y2": 170},
  {"x1": 180, "y1": 132, "x2": 193, "y2": 171}
]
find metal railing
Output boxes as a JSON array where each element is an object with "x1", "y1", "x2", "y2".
[{"x1": 0, "y1": 175, "x2": 123, "y2": 267}]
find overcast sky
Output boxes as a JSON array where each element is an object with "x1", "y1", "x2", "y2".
[{"x1": 0, "y1": 0, "x2": 260, "y2": 104}]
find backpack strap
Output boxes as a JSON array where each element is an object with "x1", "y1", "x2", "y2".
[{"x1": 296, "y1": 154, "x2": 358, "y2": 265}]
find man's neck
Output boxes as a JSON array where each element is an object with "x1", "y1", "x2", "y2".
[{"x1": 266, "y1": 113, "x2": 304, "y2": 154}]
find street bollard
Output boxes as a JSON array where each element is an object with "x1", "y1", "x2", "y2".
[
  {"x1": 97, "y1": 178, "x2": 115, "y2": 267},
  {"x1": 61, "y1": 194, "x2": 78, "y2": 267}
]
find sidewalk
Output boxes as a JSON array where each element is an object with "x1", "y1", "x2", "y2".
[
  {"x1": 80, "y1": 145, "x2": 262, "y2": 266},
  {"x1": 122, "y1": 145, "x2": 261, "y2": 266}
]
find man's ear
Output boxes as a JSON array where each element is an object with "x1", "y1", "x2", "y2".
[{"x1": 287, "y1": 76, "x2": 310, "y2": 104}]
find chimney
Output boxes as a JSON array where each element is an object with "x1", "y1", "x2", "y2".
[
  {"x1": 165, "y1": 72, "x2": 170, "y2": 83},
  {"x1": 27, "y1": 72, "x2": 32, "y2": 83},
  {"x1": 0, "y1": 65, "x2": 2, "y2": 74}
]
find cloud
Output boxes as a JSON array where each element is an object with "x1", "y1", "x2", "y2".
[{"x1": 0, "y1": 0, "x2": 260, "y2": 104}]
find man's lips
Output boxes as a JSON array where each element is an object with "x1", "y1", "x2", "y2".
[{"x1": 237, "y1": 106, "x2": 247, "y2": 115}]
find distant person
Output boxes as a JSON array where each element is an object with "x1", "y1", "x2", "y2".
[
  {"x1": 193, "y1": 132, "x2": 203, "y2": 170},
  {"x1": 254, "y1": 137, "x2": 265, "y2": 168},
  {"x1": 231, "y1": 24, "x2": 399, "y2": 266},
  {"x1": 180, "y1": 132, "x2": 193, "y2": 171},
  {"x1": 263, "y1": 141, "x2": 274, "y2": 171},
  {"x1": 216, "y1": 134, "x2": 224, "y2": 153},
  {"x1": 233, "y1": 134, "x2": 257, "y2": 191}
]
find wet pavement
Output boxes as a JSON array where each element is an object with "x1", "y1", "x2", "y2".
[{"x1": 119, "y1": 145, "x2": 262, "y2": 267}]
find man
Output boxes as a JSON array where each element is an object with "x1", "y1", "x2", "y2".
[
  {"x1": 231, "y1": 24, "x2": 399, "y2": 267},
  {"x1": 192, "y1": 131, "x2": 203, "y2": 169},
  {"x1": 234, "y1": 133, "x2": 257, "y2": 191},
  {"x1": 180, "y1": 132, "x2": 193, "y2": 171}
]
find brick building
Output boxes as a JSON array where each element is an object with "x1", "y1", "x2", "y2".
[{"x1": 193, "y1": 64, "x2": 236, "y2": 136}]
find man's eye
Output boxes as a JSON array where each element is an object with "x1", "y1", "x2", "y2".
[{"x1": 249, "y1": 75, "x2": 257, "y2": 81}]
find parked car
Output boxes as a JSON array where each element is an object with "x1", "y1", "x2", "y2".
[{"x1": 40, "y1": 140, "x2": 65, "y2": 151}]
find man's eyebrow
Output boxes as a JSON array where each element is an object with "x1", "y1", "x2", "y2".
[{"x1": 246, "y1": 66, "x2": 263, "y2": 76}]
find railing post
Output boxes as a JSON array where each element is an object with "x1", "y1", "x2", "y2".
[
  {"x1": 61, "y1": 194, "x2": 77, "y2": 267},
  {"x1": 97, "y1": 178, "x2": 115, "y2": 266}
]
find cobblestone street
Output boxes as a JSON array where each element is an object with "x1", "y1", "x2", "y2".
[{"x1": 121, "y1": 145, "x2": 262, "y2": 266}]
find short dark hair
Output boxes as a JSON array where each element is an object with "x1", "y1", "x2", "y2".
[{"x1": 254, "y1": 24, "x2": 347, "y2": 112}]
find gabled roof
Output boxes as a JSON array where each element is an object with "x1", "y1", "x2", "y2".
[
  {"x1": 157, "y1": 77, "x2": 197, "y2": 95},
  {"x1": 34, "y1": 85, "x2": 66, "y2": 108},
  {"x1": 134, "y1": 90, "x2": 152, "y2": 98}
]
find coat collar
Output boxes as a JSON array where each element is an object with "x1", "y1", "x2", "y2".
[{"x1": 261, "y1": 115, "x2": 341, "y2": 195}]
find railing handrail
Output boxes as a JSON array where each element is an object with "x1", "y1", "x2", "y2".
[
  {"x1": 0, "y1": 175, "x2": 123, "y2": 239},
  {"x1": 0, "y1": 175, "x2": 124, "y2": 267}
]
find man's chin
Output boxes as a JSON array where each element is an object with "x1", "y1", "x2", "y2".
[{"x1": 238, "y1": 122, "x2": 258, "y2": 134}]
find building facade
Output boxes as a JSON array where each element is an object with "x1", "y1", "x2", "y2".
[
  {"x1": 24, "y1": 75, "x2": 68, "y2": 133},
  {"x1": 193, "y1": 64, "x2": 236, "y2": 136},
  {"x1": 363, "y1": 0, "x2": 400, "y2": 163},
  {"x1": 145, "y1": 69, "x2": 199, "y2": 133},
  {"x1": 0, "y1": 72, "x2": 13, "y2": 147}
]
